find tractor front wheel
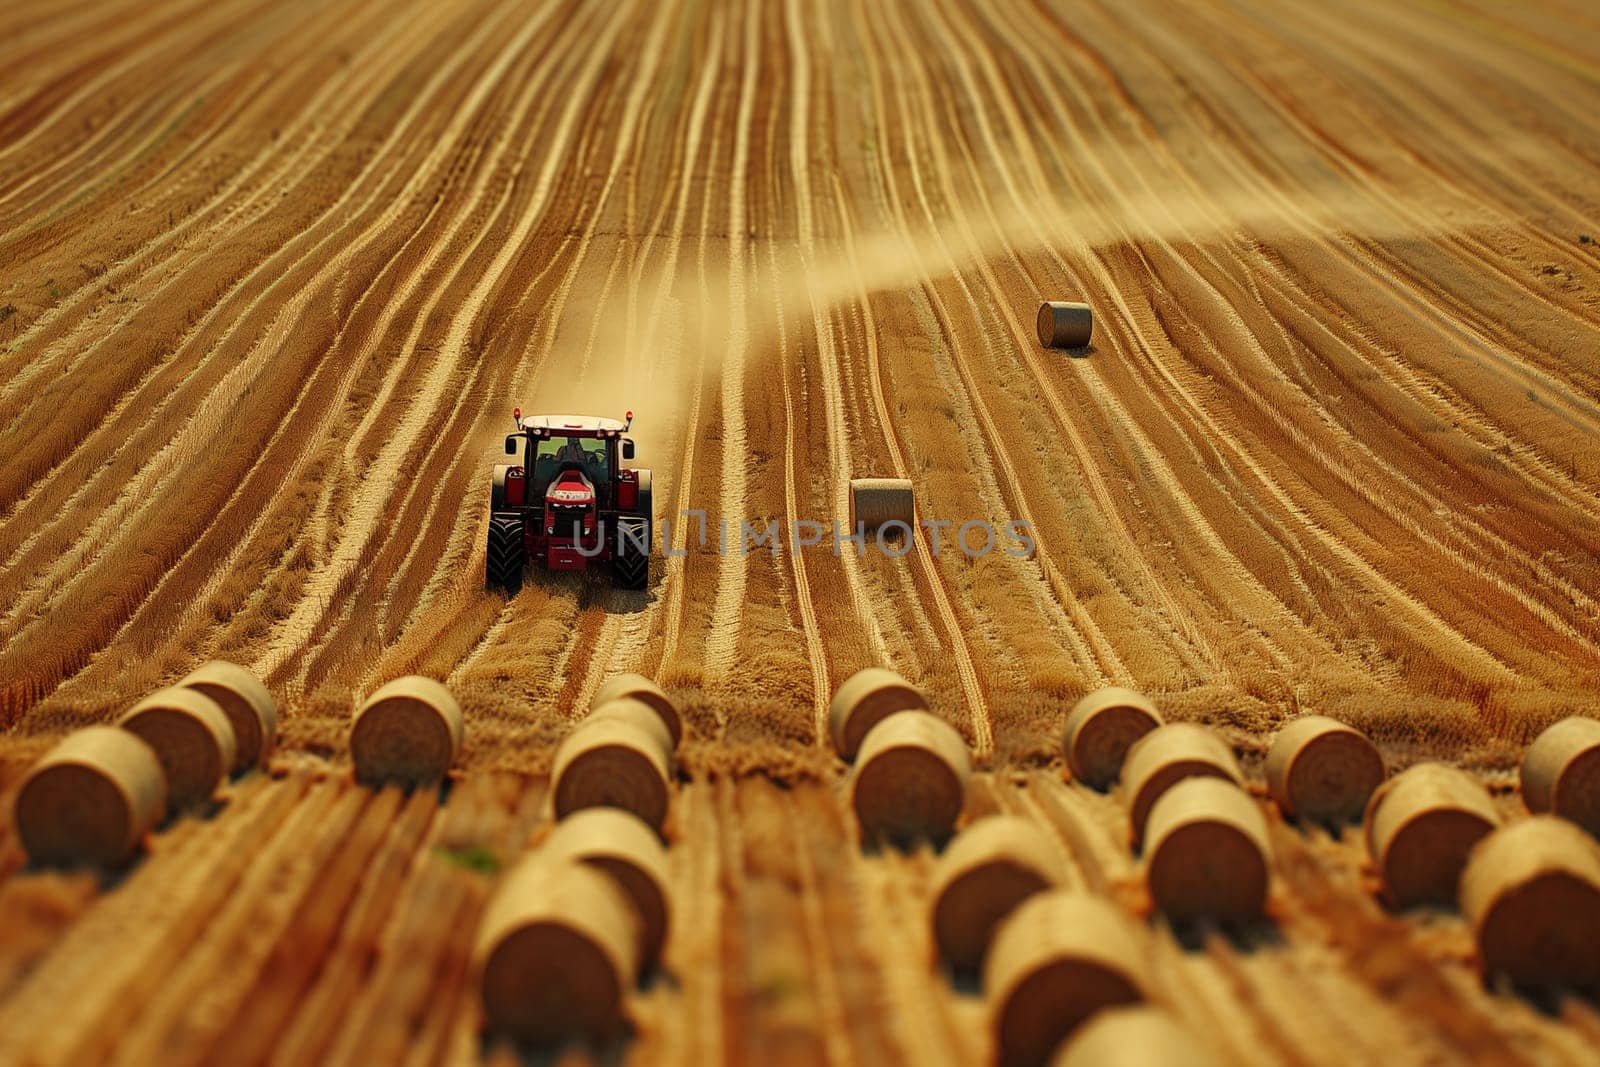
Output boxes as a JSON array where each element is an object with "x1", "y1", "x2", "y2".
[
  {"x1": 486, "y1": 512, "x2": 526, "y2": 594},
  {"x1": 613, "y1": 516, "x2": 649, "y2": 591}
]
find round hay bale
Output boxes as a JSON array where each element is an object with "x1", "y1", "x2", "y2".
[
  {"x1": 930, "y1": 815, "x2": 1064, "y2": 971},
  {"x1": 585, "y1": 697, "x2": 675, "y2": 769},
  {"x1": 13, "y1": 727, "x2": 166, "y2": 868},
  {"x1": 591, "y1": 673, "x2": 681, "y2": 749},
  {"x1": 1265, "y1": 715, "x2": 1384, "y2": 826},
  {"x1": 849, "y1": 710, "x2": 971, "y2": 848},
  {"x1": 350, "y1": 676, "x2": 462, "y2": 787},
  {"x1": 1120, "y1": 723, "x2": 1243, "y2": 846},
  {"x1": 1521, "y1": 716, "x2": 1600, "y2": 836},
  {"x1": 1143, "y1": 777, "x2": 1271, "y2": 923},
  {"x1": 849, "y1": 478, "x2": 915, "y2": 532},
  {"x1": 178, "y1": 659, "x2": 277, "y2": 772},
  {"x1": 1062, "y1": 687, "x2": 1163, "y2": 790},
  {"x1": 118, "y1": 687, "x2": 237, "y2": 812},
  {"x1": 1036, "y1": 302, "x2": 1093, "y2": 349},
  {"x1": 543, "y1": 807, "x2": 671, "y2": 969},
  {"x1": 1365, "y1": 762, "x2": 1500, "y2": 909},
  {"x1": 984, "y1": 890, "x2": 1149, "y2": 1067},
  {"x1": 1051, "y1": 1006, "x2": 1221, "y2": 1067},
  {"x1": 1461, "y1": 816, "x2": 1600, "y2": 993},
  {"x1": 552, "y1": 718, "x2": 672, "y2": 832},
  {"x1": 828, "y1": 667, "x2": 929, "y2": 761},
  {"x1": 475, "y1": 857, "x2": 640, "y2": 1044}
]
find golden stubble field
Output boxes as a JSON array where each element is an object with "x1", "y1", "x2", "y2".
[{"x1": 1, "y1": 0, "x2": 1599, "y2": 1062}]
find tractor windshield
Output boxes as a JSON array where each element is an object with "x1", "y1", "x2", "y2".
[{"x1": 532, "y1": 434, "x2": 609, "y2": 490}]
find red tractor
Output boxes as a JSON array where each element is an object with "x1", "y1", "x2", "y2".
[{"x1": 486, "y1": 409, "x2": 653, "y2": 593}]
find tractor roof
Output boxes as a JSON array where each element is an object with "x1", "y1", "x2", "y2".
[{"x1": 518, "y1": 414, "x2": 626, "y2": 434}]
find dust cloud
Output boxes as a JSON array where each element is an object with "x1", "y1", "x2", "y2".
[{"x1": 510, "y1": 180, "x2": 1478, "y2": 493}]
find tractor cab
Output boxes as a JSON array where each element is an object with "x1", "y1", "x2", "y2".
[
  {"x1": 522, "y1": 419, "x2": 618, "y2": 505},
  {"x1": 487, "y1": 410, "x2": 653, "y2": 592},
  {"x1": 504, "y1": 414, "x2": 634, "y2": 505}
]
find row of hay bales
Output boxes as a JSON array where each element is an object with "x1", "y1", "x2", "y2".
[
  {"x1": 13, "y1": 661, "x2": 276, "y2": 867},
  {"x1": 1066, "y1": 690, "x2": 1274, "y2": 925},
  {"x1": 928, "y1": 816, "x2": 1218, "y2": 1067},
  {"x1": 1066, "y1": 687, "x2": 1600, "y2": 993},
  {"x1": 474, "y1": 674, "x2": 680, "y2": 1046},
  {"x1": 14, "y1": 664, "x2": 476, "y2": 870},
  {"x1": 15, "y1": 667, "x2": 668, "y2": 813},
  {"x1": 828, "y1": 666, "x2": 970, "y2": 845},
  {"x1": 826, "y1": 669, "x2": 1214, "y2": 1066},
  {"x1": 1278, "y1": 713, "x2": 1600, "y2": 994},
  {"x1": 1359, "y1": 752, "x2": 1600, "y2": 992},
  {"x1": 16, "y1": 663, "x2": 684, "y2": 1050},
  {"x1": 826, "y1": 670, "x2": 1600, "y2": 1063}
]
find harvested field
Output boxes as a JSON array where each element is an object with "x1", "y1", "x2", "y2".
[{"x1": 2, "y1": 0, "x2": 1600, "y2": 1061}]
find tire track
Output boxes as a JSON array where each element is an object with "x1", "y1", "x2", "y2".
[{"x1": 697, "y1": 0, "x2": 763, "y2": 681}]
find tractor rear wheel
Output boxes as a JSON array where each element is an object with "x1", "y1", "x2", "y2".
[
  {"x1": 486, "y1": 513, "x2": 526, "y2": 594},
  {"x1": 614, "y1": 516, "x2": 649, "y2": 591}
]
